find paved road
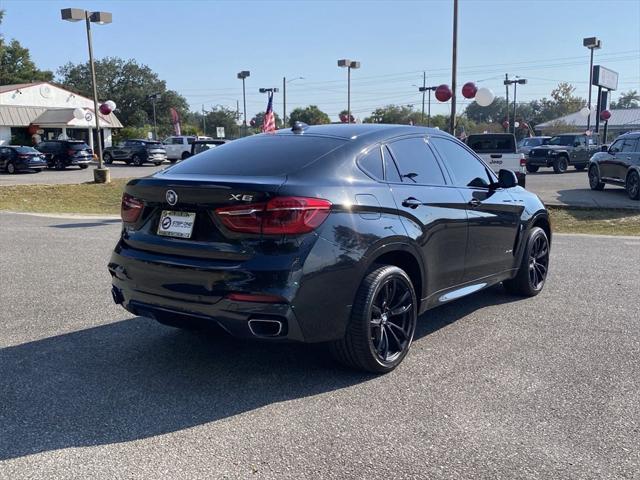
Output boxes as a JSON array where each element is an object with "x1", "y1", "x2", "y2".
[
  {"x1": 1, "y1": 212, "x2": 638, "y2": 479},
  {"x1": 1, "y1": 162, "x2": 638, "y2": 210}
]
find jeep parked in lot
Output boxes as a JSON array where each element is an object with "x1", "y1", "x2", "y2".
[
  {"x1": 588, "y1": 131, "x2": 640, "y2": 200},
  {"x1": 466, "y1": 133, "x2": 527, "y2": 186},
  {"x1": 103, "y1": 140, "x2": 167, "y2": 166},
  {"x1": 527, "y1": 133, "x2": 601, "y2": 173},
  {"x1": 35, "y1": 140, "x2": 93, "y2": 170},
  {"x1": 162, "y1": 136, "x2": 213, "y2": 162}
]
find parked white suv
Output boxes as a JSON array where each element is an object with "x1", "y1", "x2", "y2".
[{"x1": 162, "y1": 136, "x2": 213, "y2": 162}]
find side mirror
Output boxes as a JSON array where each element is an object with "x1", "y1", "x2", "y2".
[{"x1": 498, "y1": 169, "x2": 518, "y2": 189}]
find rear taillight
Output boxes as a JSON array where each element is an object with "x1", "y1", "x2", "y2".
[
  {"x1": 226, "y1": 293, "x2": 287, "y2": 303},
  {"x1": 215, "y1": 196, "x2": 331, "y2": 235},
  {"x1": 121, "y1": 193, "x2": 144, "y2": 223},
  {"x1": 520, "y1": 154, "x2": 527, "y2": 166}
]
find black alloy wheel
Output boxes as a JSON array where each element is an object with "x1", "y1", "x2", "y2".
[
  {"x1": 6, "y1": 161, "x2": 16, "y2": 174},
  {"x1": 627, "y1": 170, "x2": 640, "y2": 200},
  {"x1": 54, "y1": 158, "x2": 65, "y2": 170},
  {"x1": 132, "y1": 154, "x2": 144, "y2": 166},
  {"x1": 330, "y1": 265, "x2": 417, "y2": 373},
  {"x1": 589, "y1": 165, "x2": 605, "y2": 190},
  {"x1": 504, "y1": 226, "x2": 549, "y2": 297},
  {"x1": 103, "y1": 153, "x2": 113, "y2": 164},
  {"x1": 553, "y1": 156, "x2": 568, "y2": 174},
  {"x1": 526, "y1": 165, "x2": 539, "y2": 173}
]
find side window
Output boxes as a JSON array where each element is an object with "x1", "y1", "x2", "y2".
[
  {"x1": 386, "y1": 137, "x2": 446, "y2": 185},
  {"x1": 382, "y1": 146, "x2": 402, "y2": 183},
  {"x1": 609, "y1": 139, "x2": 624, "y2": 153},
  {"x1": 431, "y1": 137, "x2": 492, "y2": 188},
  {"x1": 358, "y1": 146, "x2": 384, "y2": 180},
  {"x1": 621, "y1": 139, "x2": 637, "y2": 153},
  {"x1": 172, "y1": 137, "x2": 184, "y2": 145},
  {"x1": 187, "y1": 137, "x2": 195, "y2": 145},
  {"x1": 578, "y1": 136, "x2": 587, "y2": 146},
  {"x1": 163, "y1": 138, "x2": 173, "y2": 145}
]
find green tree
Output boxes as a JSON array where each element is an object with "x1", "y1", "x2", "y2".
[
  {"x1": 464, "y1": 97, "x2": 509, "y2": 124},
  {"x1": 288, "y1": 105, "x2": 330, "y2": 126},
  {"x1": 363, "y1": 104, "x2": 421, "y2": 125},
  {"x1": 610, "y1": 90, "x2": 640, "y2": 109},
  {"x1": 0, "y1": 11, "x2": 53, "y2": 84},
  {"x1": 202, "y1": 106, "x2": 241, "y2": 139},
  {"x1": 56, "y1": 57, "x2": 189, "y2": 134}
]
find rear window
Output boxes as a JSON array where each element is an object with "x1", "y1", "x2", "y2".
[
  {"x1": 68, "y1": 142, "x2": 90, "y2": 150},
  {"x1": 467, "y1": 135, "x2": 516, "y2": 154},
  {"x1": 166, "y1": 135, "x2": 346, "y2": 176}
]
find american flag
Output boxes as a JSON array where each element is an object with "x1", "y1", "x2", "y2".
[{"x1": 262, "y1": 92, "x2": 276, "y2": 133}]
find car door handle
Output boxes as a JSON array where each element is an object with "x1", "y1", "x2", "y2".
[
  {"x1": 402, "y1": 197, "x2": 422, "y2": 209},
  {"x1": 468, "y1": 198, "x2": 481, "y2": 208}
]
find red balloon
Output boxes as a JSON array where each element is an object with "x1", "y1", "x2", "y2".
[
  {"x1": 461, "y1": 82, "x2": 477, "y2": 99},
  {"x1": 99, "y1": 103, "x2": 112, "y2": 115},
  {"x1": 339, "y1": 113, "x2": 348, "y2": 123},
  {"x1": 600, "y1": 109, "x2": 611, "y2": 121},
  {"x1": 435, "y1": 84, "x2": 452, "y2": 102}
]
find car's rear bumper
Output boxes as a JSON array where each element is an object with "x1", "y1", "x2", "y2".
[
  {"x1": 70, "y1": 157, "x2": 92, "y2": 165},
  {"x1": 108, "y1": 240, "x2": 309, "y2": 342}
]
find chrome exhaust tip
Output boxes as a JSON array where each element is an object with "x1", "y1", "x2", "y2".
[{"x1": 248, "y1": 319, "x2": 284, "y2": 337}]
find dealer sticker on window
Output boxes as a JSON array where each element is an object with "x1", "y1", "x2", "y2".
[{"x1": 157, "y1": 211, "x2": 196, "y2": 238}]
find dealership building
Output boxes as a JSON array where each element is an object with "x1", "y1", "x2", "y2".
[
  {"x1": 534, "y1": 109, "x2": 640, "y2": 139},
  {"x1": 0, "y1": 81, "x2": 122, "y2": 149}
]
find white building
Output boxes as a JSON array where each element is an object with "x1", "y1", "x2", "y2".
[{"x1": 0, "y1": 81, "x2": 122, "y2": 149}]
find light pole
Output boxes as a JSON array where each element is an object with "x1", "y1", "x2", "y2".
[
  {"x1": 237, "y1": 70, "x2": 250, "y2": 136},
  {"x1": 338, "y1": 59, "x2": 361, "y2": 124},
  {"x1": 146, "y1": 93, "x2": 160, "y2": 140},
  {"x1": 283, "y1": 76, "x2": 303, "y2": 127},
  {"x1": 583, "y1": 37, "x2": 602, "y2": 133},
  {"x1": 61, "y1": 7, "x2": 112, "y2": 184},
  {"x1": 418, "y1": 86, "x2": 438, "y2": 127},
  {"x1": 503, "y1": 76, "x2": 527, "y2": 134},
  {"x1": 449, "y1": 0, "x2": 458, "y2": 135}
]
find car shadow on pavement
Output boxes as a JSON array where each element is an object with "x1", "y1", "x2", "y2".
[
  {"x1": 50, "y1": 220, "x2": 121, "y2": 229},
  {"x1": 0, "y1": 285, "x2": 518, "y2": 461}
]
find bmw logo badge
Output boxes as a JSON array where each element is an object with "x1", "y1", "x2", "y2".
[{"x1": 166, "y1": 190, "x2": 178, "y2": 206}]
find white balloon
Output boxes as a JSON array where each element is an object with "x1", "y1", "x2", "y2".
[
  {"x1": 73, "y1": 108, "x2": 85, "y2": 120},
  {"x1": 105, "y1": 100, "x2": 116, "y2": 111},
  {"x1": 514, "y1": 121, "x2": 520, "y2": 128},
  {"x1": 475, "y1": 87, "x2": 495, "y2": 107},
  {"x1": 579, "y1": 107, "x2": 590, "y2": 117}
]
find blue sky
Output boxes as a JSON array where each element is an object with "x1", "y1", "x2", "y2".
[{"x1": 2, "y1": 0, "x2": 639, "y2": 122}]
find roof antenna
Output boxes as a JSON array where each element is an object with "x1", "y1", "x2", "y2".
[{"x1": 291, "y1": 121, "x2": 309, "y2": 133}]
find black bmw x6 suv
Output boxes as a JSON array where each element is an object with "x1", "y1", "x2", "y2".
[{"x1": 109, "y1": 124, "x2": 551, "y2": 373}]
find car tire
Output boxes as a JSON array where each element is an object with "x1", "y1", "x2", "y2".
[
  {"x1": 552, "y1": 156, "x2": 568, "y2": 174},
  {"x1": 526, "y1": 165, "x2": 539, "y2": 173},
  {"x1": 626, "y1": 170, "x2": 640, "y2": 200},
  {"x1": 588, "y1": 164, "x2": 605, "y2": 191},
  {"x1": 169, "y1": 159, "x2": 177, "y2": 164},
  {"x1": 6, "y1": 161, "x2": 16, "y2": 174},
  {"x1": 154, "y1": 162, "x2": 163, "y2": 166},
  {"x1": 103, "y1": 153, "x2": 113, "y2": 164},
  {"x1": 79, "y1": 164, "x2": 88, "y2": 169},
  {"x1": 575, "y1": 164, "x2": 586, "y2": 171},
  {"x1": 132, "y1": 154, "x2": 144, "y2": 166},
  {"x1": 503, "y1": 226, "x2": 550, "y2": 297},
  {"x1": 54, "y1": 157, "x2": 65, "y2": 170},
  {"x1": 330, "y1": 265, "x2": 417, "y2": 374},
  {"x1": 181, "y1": 152, "x2": 191, "y2": 160}
]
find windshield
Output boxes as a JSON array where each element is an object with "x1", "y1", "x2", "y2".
[
  {"x1": 16, "y1": 147, "x2": 40, "y2": 154},
  {"x1": 68, "y1": 143, "x2": 90, "y2": 150},
  {"x1": 547, "y1": 135, "x2": 575, "y2": 146}
]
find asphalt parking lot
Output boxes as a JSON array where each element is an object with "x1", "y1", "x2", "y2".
[
  {"x1": 1, "y1": 162, "x2": 639, "y2": 210},
  {"x1": 0, "y1": 212, "x2": 638, "y2": 479}
]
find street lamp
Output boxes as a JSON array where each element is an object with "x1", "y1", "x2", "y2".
[
  {"x1": 337, "y1": 59, "x2": 360, "y2": 124},
  {"x1": 583, "y1": 36, "x2": 602, "y2": 133},
  {"x1": 237, "y1": 70, "x2": 250, "y2": 136},
  {"x1": 418, "y1": 86, "x2": 438, "y2": 127},
  {"x1": 282, "y1": 76, "x2": 303, "y2": 127},
  {"x1": 61, "y1": 7, "x2": 112, "y2": 183},
  {"x1": 146, "y1": 93, "x2": 161, "y2": 140},
  {"x1": 504, "y1": 76, "x2": 527, "y2": 134}
]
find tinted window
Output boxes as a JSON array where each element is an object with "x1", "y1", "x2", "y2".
[
  {"x1": 382, "y1": 146, "x2": 402, "y2": 182},
  {"x1": 548, "y1": 135, "x2": 575, "y2": 146},
  {"x1": 609, "y1": 139, "x2": 624, "y2": 153},
  {"x1": 16, "y1": 147, "x2": 38, "y2": 154},
  {"x1": 358, "y1": 146, "x2": 384, "y2": 180},
  {"x1": 432, "y1": 137, "x2": 492, "y2": 188},
  {"x1": 187, "y1": 137, "x2": 195, "y2": 145},
  {"x1": 171, "y1": 138, "x2": 183, "y2": 145},
  {"x1": 620, "y1": 138, "x2": 638, "y2": 153},
  {"x1": 68, "y1": 143, "x2": 90, "y2": 150},
  {"x1": 467, "y1": 134, "x2": 516, "y2": 153},
  {"x1": 387, "y1": 137, "x2": 445, "y2": 185},
  {"x1": 165, "y1": 135, "x2": 345, "y2": 176}
]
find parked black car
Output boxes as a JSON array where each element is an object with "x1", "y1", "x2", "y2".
[
  {"x1": 0, "y1": 145, "x2": 48, "y2": 173},
  {"x1": 103, "y1": 139, "x2": 167, "y2": 166},
  {"x1": 527, "y1": 133, "x2": 601, "y2": 173},
  {"x1": 588, "y1": 131, "x2": 640, "y2": 200},
  {"x1": 109, "y1": 124, "x2": 551, "y2": 373},
  {"x1": 35, "y1": 140, "x2": 93, "y2": 170}
]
